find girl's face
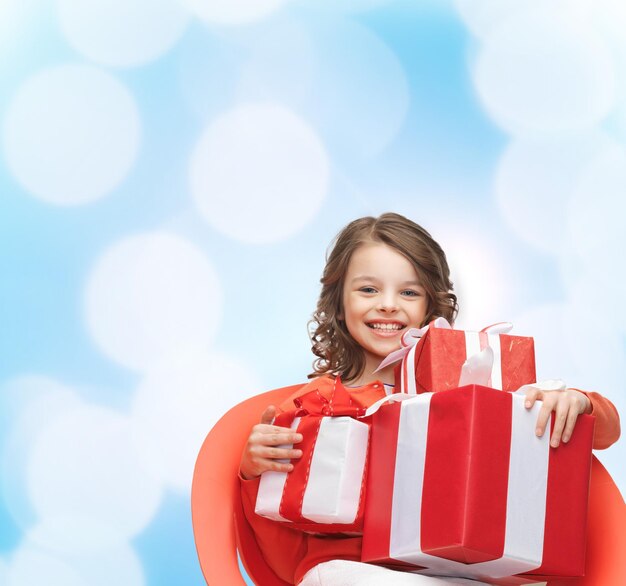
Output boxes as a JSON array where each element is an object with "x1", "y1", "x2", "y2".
[{"x1": 341, "y1": 242, "x2": 428, "y2": 377}]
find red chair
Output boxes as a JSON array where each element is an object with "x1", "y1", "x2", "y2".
[
  {"x1": 192, "y1": 387, "x2": 625, "y2": 586},
  {"x1": 191, "y1": 385, "x2": 302, "y2": 586}
]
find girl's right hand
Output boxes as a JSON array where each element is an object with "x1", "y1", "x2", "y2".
[{"x1": 239, "y1": 405, "x2": 304, "y2": 480}]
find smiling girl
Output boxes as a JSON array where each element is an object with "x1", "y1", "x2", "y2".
[{"x1": 238, "y1": 213, "x2": 620, "y2": 585}]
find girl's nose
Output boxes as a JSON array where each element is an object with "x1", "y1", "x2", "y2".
[{"x1": 378, "y1": 295, "x2": 398, "y2": 312}]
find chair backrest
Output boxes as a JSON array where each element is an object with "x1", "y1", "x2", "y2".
[{"x1": 191, "y1": 385, "x2": 303, "y2": 586}]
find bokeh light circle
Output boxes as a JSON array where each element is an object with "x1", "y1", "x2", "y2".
[
  {"x1": 27, "y1": 405, "x2": 163, "y2": 543},
  {"x1": 181, "y1": 0, "x2": 288, "y2": 26},
  {"x1": 495, "y1": 132, "x2": 617, "y2": 254},
  {"x1": 567, "y1": 144, "x2": 626, "y2": 293},
  {"x1": 307, "y1": 19, "x2": 410, "y2": 159},
  {"x1": 473, "y1": 8, "x2": 615, "y2": 135},
  {"x1": 84, "y1": 232, "x2": 222, "y2": 371},
  {"x1": 3, "y1": 64, "x2": 140, "y2": 205},
  {"x1": 7, "y1": 542, "x2": 144, "y2": 586},
  {"x1": 57, "y1": 0, "x2": 189, "y2": 68},
  {"x1": 454, "y1": 0, "x2": 589, "y2": 40},
  {"x1": 1, "y1": 377, "x2": 83, "y2": 533},
  {"x1": 190, "y1": 103, "x2": 330, "y2": 243},
  {"x1": 8, "y1": 547, "x2": 85, "y2": 586},
  {"x1": 131, "y1": 350, "x2": 260, "y2": 493}
]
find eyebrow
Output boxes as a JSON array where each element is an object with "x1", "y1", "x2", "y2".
[{"x1": 351, "y1": 276, "x2": 423, "y2": 287}]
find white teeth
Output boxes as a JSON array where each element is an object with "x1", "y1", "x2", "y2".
[{"x1": 369, "y1": 323, "x2": 403, "y2": 331}]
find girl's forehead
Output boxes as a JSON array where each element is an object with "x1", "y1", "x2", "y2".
[{"x1": 346, "y1": 242, "x2": 420, "y2": 280}]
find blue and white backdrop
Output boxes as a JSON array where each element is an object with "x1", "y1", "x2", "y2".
[{"x1": 1, "y1": 1, "x2": 625, "y2": 584}]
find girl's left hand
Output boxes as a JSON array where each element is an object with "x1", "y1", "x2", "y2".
[{"x1": 523, "y1": 387, "x2": 592, "y2": 448}]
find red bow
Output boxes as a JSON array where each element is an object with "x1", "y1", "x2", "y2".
[{"x1": 275, "y1": 378, "x2": 365, "y2": 427}]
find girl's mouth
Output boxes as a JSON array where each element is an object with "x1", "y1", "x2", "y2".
[{"x1": 366, "y1": 322, "x2": 406, "y2": 333}]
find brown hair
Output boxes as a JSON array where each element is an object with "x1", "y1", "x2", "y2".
[{"x1": 308, "y1": 213, "x2": 458, "y2": 382}]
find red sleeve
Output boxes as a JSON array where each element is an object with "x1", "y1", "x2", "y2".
[
  {"x1": 239, "y1": 474, "x2": 307, "y2": 584},
  {"x1": 573, "y1": 389, "x2": 621, "y2": 450}
]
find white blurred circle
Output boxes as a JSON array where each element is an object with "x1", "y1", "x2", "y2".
[
  {"x1": 494, "y1": 131, "x2": 618, "y2": 254},
  {"x1": 27, "y1": 405, "x2": 163, "y2": 544},
  {"x1": 454, "y1": 0, "x2": 589, "y2": 40},
  {"x1": 512, "y1": 303, "x2": 576, "y2": 382},
  {"x1": 57, "y1": 0, "x2": 189, "y2": 68},
  {"x1": 563, "y1": 284, "x2": 626, "y2": 399},
  {"x1": 131, "y1": 350, "x2": 259, "y2": 492},
  {"x1": 443, "y1": 234, "x2": 511, "y2": 329},
  {"x1": 181, "y1": 0, "x2": 288, "y2": 25},
  {"x1": 0, "y1": 558, "x2": 7, "y2": 585},
  {"x1": 236, "y1": 18, "x2": 317, "y2": 108},
  {"x1": 305, "y1": 0, "x2": 392, "y2": 13},
  {"x1": 190, "y1": 103, "x2": 329, "y2": 244},
  {"x1": 473, "y1": 8, "x2": 615, "y2": 136},
  {"x1": 567, "y1": 144, "x2": 626, "y2": 293},
  {"x1": 62, "y1": 543, "x2": 145, "y2": 586},
  {"x1": 7, "y1": 543, "x2": 144, "y2": 586},
  {"x1": 592, "y1": 0, "x2": 626, "y2": 66},
  {"x1": 308, "y1": 19, "x2": 410, "y2": 158},
  {"x1": 1, "y1": 377, "x2": 83, "y2": 532},
  {"x1": 8, "y1": 547, "x2": 85, "y2": 586},
  {"x1": 513, "y1": 300, "x2": 626, "y2": 405},
  {"x1": 84, "y1": 232, "x2": 222, "y2": 371},
  {"x1": 3, "y1": 64, "x2": 140, "y2": 205},
  {"x1": 28, "y1": 515, "x2": 132, "y2": 554}
]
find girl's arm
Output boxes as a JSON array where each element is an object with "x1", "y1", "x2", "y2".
[
  {"x1": 572, "y1": 389, "x2": 621, "y2": 449},
  {"x1": 238, "y1": 406, "x2": 307, "y2": 583}
]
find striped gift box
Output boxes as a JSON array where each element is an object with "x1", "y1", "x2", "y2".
[
  {"x1": 255, "y1": 381, "x2": 370, "y2": 533},
  {"x1": 362, "y1": 385, "x2": 594, "y2": 582}
]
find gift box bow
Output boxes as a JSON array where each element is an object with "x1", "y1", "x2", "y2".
[{"x1": 275, "y1": 380, "x2": 366, "y2": 426}]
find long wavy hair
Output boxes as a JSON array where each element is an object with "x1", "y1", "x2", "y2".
[{"x1": 308, "y1": 213, "x2": 458, "y2": 382}]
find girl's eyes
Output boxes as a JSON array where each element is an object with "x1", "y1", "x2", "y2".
[{"x1": 358, "y1": 287, "x2": 422, "y2": 297}]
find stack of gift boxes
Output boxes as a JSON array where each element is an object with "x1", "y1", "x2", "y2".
[{"x1": 255, "y1": 321, "x2": 595, "y2": 584}]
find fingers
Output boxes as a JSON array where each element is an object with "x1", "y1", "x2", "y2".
[
  {"x1": 251, "y1": 445, "x2": 303, "y2": 461},
  {"x1": 534, "y1": 396, "x2": 554, "y2": 440},
  {"x1": 561, "y1": 406, "x2": 580, "y2": 444},
  {"x1": 251, "y1": 418, "x2": 303, "y2": 442},
  {"x1": 240, "y1": 413, "x2": 305, "y2": 479},
  {"x1": 251, "y1": 428, "x2": 303, "y2": 446},
  {"x1": 532, "y1": 390, "x2": 583, "y2": 448},
  {"x1": 260, "y1": 405, "x2": 276, "y2": 425},
  {"x1": 523, "y1": 386, "x2": 543, "y2": 410},
  {"x1": 549, "y1": 398, "x2": 569, "y2": 448}
]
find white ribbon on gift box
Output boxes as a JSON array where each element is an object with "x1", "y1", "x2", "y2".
[
  {"x1": 381, "y1": 391, "x2": 552, "y2": 580},
  {"x1": 255, "y1": 416, "x2": 369, "y2": 525},
  {"x1": 375, "y1": 318, "x2": 519, "y2": 394}
]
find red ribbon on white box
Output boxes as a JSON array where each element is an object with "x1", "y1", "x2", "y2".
[{"x1": 383, "y1": 391, "x2": 551, "y2": 580}]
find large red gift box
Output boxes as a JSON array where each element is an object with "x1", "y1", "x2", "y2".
[
  {"x1": 255, "y1": 380, "x2": 370, "y2": 533},
  {"x1": 391, "y1": 321, "x2": 536, "y2": 395},
  {"x1": 361, "y1": 385, "x2": 594, "y2": 582}
]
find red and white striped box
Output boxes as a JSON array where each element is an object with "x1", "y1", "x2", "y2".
[
  {"x1": 255, "y1": 384, "x2": 370, "y2": 533},
  {"x1": 361, "y1": 385, "x2": 594, "y2": 582},
  {"x1": 397, "y1": 325, "x2": 536, "y2": 394}
]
